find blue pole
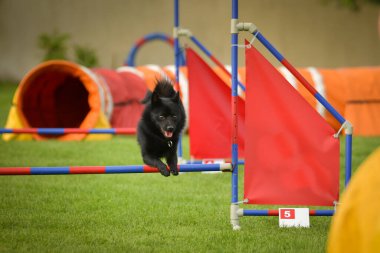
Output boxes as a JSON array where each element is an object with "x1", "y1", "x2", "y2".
[
  {"x1": 190, "y1": 36, "x2": 212, "y2": 57},
  {"x1": 231, "y1": 0, "x2": 239, "y2": 204},
  {"x1": 314, "y1": 210, "x2": 335, "y2": 216},
  {"x1": 174, "y1": 0, "x2": 180, "y2": 85},
  {"x1": 174, "y1": 0, "x2": 183, "y2": 160},
  {"x1": 244, "y1": 210, "x2": 270, "y2": 216},
  {"x1": 345, "y1": 133, "x2": 353, "y2": 186}
]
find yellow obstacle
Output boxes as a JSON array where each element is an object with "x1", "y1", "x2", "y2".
[{"x1": 327, "y1": 147, "x2": 380, "y2": 253}]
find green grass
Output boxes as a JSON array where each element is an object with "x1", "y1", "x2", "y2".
[{"x1": 0, "y1": 82, "x2": 379, "y2": 252}]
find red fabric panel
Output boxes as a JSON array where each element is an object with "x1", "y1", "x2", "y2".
[
  {"x1": 186, "y1": 48, "x2": 245, "y2": 159},
  {"x1": 93, "y1": 69, "x2": 147, "y2": 128},
  {"x1": 244, "y1": 46, "x2": 339, "y2": 206}
]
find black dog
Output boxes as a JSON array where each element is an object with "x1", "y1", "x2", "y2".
[{"x1": 137, "y1": 79, "x2": 186, "y2": 177}]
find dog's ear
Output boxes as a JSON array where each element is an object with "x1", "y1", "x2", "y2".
[
  {"x1": 141, "y1": 90, "x2": 152, "y2": 104},
  {"x1": 151, "y1": 91, "x2": 161, "y2": 105},
  {"x1": 172, "y1": 91, "x2": 180, "y2": 103}
]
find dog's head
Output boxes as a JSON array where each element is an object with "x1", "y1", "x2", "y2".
[{"x1": 150, "y1": 90, "x2": 184, "y2": 139}]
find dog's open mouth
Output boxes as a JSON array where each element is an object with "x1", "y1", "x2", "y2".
[{"x1": 163, "y1": 130, "x2": 173, "y2": 138}]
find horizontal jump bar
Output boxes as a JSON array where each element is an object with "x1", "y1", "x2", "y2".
[
  {"x1": 243, "y1": 209, "x2": 334, "y2": 216},
  {"x1": 0, "y1": 128, "x2": 136, "y2": 135},
  {"x1": 0, "y1": 163, "x2": 232, "y2": 175},
  {"x1": 186, "y1": 159, "x2": 244, "y2": 165}
]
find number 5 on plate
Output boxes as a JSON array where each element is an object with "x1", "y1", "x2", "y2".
[{"x1": 279, "y1": 208, "x2": 310, "y2": 228}]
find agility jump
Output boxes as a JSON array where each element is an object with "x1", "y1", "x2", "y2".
[
  {"x1": 0, "y1": 0, "x2": 353, "y2": 231},
  {"x1": 226, "y1": 0, "x2": 352, "y2": 230}
]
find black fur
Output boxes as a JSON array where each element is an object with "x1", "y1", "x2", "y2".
[{"x1": 137, "y1": 79, "x2": 186, "y2": 177}]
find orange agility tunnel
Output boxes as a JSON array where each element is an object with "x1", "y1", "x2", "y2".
[{"x1": 3, "y1": 60, "x2": 147, "y2": 141}]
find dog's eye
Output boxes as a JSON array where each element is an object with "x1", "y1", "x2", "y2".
[
  {"x1": 172, "y1": 115, "x2": 177, "y2": 119},
  {"x1": 159, "y1": 115, "x2": 165, "y2": 120}
]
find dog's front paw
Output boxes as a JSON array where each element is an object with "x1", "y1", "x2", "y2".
[
  {"x1": 169, "y1": 165, "x2": 179, "y2": 176},
  {"x1": 158, "y1": 164, "x2": 170, "y2": 177}
]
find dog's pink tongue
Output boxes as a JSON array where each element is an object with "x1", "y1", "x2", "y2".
[{"x1": 164, "y1": 131, "x2": 173, "y2": 138}]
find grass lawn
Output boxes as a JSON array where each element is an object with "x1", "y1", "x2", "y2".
[{"x1": 0, "y1": 82, "x2": 379, "y2": 252}]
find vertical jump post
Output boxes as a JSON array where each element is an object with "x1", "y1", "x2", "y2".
[
  {"x1": 174, "y1": 0, "x2": 181, "y2": 92},
  {"x1": 174, "y1": 0, "x2": 184, "y2": 160},
  {"x1": 229, "y1": 0, "x2": 353, "y2": 230},
  {"x1": 230, "y1": 0, "x2": 240, "y2": 230},
  {"x1": 344, "y1": 125, "x2": 353, "y2": 186}
]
